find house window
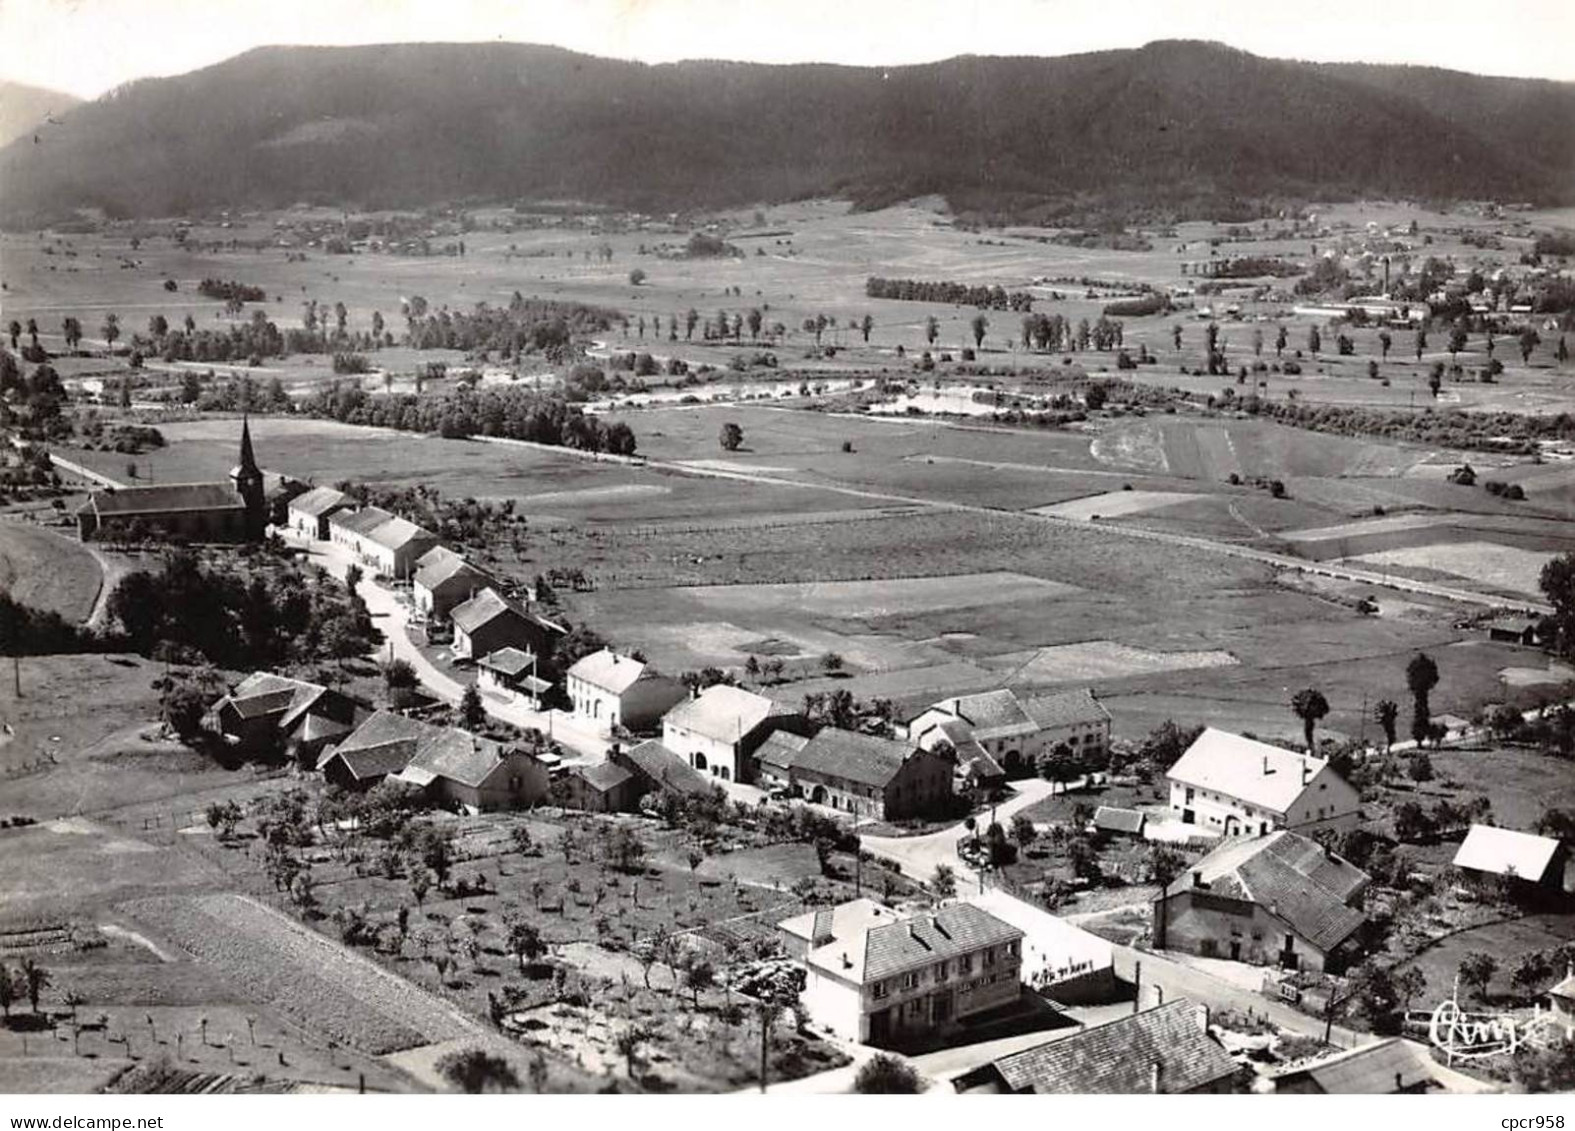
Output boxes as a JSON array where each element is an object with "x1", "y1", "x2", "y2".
[
  {"x1": 872, "y1": 982, "x2": 887, "y2": 1000},
  {"x1": 983, "y1": 948, "x2": 995, "y2": 968},
  {"x1": 902, "y1": 972, "x2": 918, "y2": 989},
  {"x1": 958, "y1": 955, "x2": 972, "y2": 974},
  {"x1": 1006, "y1": 941, "x2": 1019, "y2": 957},
  {"x1": 935, "y1": 961, "x2": 948, "y2": 981}
]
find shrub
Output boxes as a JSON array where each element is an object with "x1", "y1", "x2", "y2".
[{"x1": 854, "y1": 1054, "x2": 922, "y2": 1094}]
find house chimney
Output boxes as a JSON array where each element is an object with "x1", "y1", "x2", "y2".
[
  {"x1": 1262, "y1": 755, "x2": 1273, "y2": 775},
  {"x1": 1198, "y1": 1003, "x2": 1211, "y2": 1033},
  {"x1": 1395, "y1": 1072, "x2": 1403, "y2": 1091},
  {"x1": 1192, "y1": 870, "x2": 1204, "y2": 888},
  {"x1": 1150, "y1": 1061, "x2": 1164, "y2": 1094},
  {"x1": 1302, "y1": 759, "x2": 1312, "y2": 785}
]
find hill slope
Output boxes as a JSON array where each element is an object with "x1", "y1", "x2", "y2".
[
  {"x1": 0, "y1": 80, "x2": 81, "y2": 148},
  {"x1": 2, "y1": 40, "x2": 1571, "y2": 224}
]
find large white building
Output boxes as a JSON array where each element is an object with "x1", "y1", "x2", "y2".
[
  {"x1": 327, "y1": 506, "x2": 439, "y2": 580},
  {"x1": 660, "y1": 684, "x2": 797, "y2": 782},
  {"x1": 907, "y1": 687, "x2": 1110, "y2": 779},
  {"x1": 1165, "y1": 728, "x2": 1360, "y2": 836},
  {"x1": 564, "y1": 649, "x2": 687, "y2": 735},
  {"x1": 778, "y1": 899, "x2": 1024, "y2": 1047}
]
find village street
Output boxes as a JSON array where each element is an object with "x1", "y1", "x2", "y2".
[
  {"x1": 861, "y1": 777, "x2": 1058, "y2": 890},
  {"x1": 282, "y1": 531, "x2": 610, "y2": 762}
]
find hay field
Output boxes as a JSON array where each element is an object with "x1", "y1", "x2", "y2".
[
  {"x1": 0, "y1": 520, "x2": 103, "y2": 622},
  {"x1": 1349, "y1": 542, "x2": 1554, "y2": 598}
]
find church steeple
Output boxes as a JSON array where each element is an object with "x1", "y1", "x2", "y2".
[{"x1": 231, "y1": 414, "x2": 266, "y2": 540}]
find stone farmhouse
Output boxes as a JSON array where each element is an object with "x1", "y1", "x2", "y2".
[
  {"x1": 284, "y1": 485, "x2": 353, "y2": 540},
  {"x1": 660, "y1": 683, "x2": 801, "y2": 783},
  {"x1": 412, "y1": 547, "x2": 495, "y2": 623},
  {"x1": 327, "y1": 506, "x2": 439, "y2": 581},
  {"x1": 450, "y1": 587, "x2": 566, "y2": 663},
  {"x1": 1166, "y1": 728, "x2": 1360, "y2": 836},
  {"x1": 759, "y1": 726, "x2": 954, "y2": 820},
  {"x1": 207, "y1": 671, "x2": 365, "y2": 762},
  {"x1": 1154, "y1": 830, "x2": 1370, "y2": 973},
  {"x1": 564, "y1": 649, "x2": 687, "y2": 736},
  {"x1": 907, "y1": 687, "x2": 1110, "y2": 780}
]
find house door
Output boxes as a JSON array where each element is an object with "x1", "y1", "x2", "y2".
[
  {"x1": 1229, "y1": 940, "x2": 1242, "y2": 961},
  {"x1": 1182, "y1": 809, "x2": 1195, "y2": 824},
  {"x1": 1280, "y1": 936, "x2": 1299, "y2": 971},
  {"x1": 868, "y1": 1009, "x2": 890, "y2": 1044},
  {"x1": 932, "y1": 993, "x2": 953, "y2": 1024}
]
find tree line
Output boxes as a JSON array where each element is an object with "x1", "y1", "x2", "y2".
[{"x1": 865, "y1": 277, "x2": 1035, "y2": 312}]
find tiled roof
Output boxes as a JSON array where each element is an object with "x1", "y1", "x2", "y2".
[
  {"x1": 988, "y1": 1000, "x2": 1236, "y2": 1094},
  {"x1": 575, "y1": 760, "x2": 635, "y2": 793},
  {"x1": 86, "y1": 482, "x2": 243, "y2": 516},
  {"x1": 567, "y1": 649, "x2": 647, "y2": 695},
  {"x1": 220, "y1": 672, "x2": 326, "y2": 721},
  {"x1": 1093, "y1": 806, "x2": 1146, "y2": 834},
  {"x1": 1021, "y1": 688, "x2": 1111, "y2": 730},
  {"x1": 366, "y1": 515, "x2": 434, "y2": 552},
  {"x1": 621, "y1": 740, "x2": 713, "y2": 795},
  {"x1": 1549, "y1": 970, "x2": 1575, "y2": 1001},
  {"x1": 791, "y1": 727, "x2": 917, "y2": 789},
  {"x1": 286, "y1": 486, "x2": 351, "y2": 518},
  {"x1": 941, "y1": 689, "x2": 1038, "y2": 740},
  {"x1": 451, "y1": 587, "x2": 527, "y2": 633},
  {"x1": 756, "y1": 730, "x2": 811, "y2": 773},
  {"x1": 329, "y1": 505, "x2": 394, "y2": 536},
  {"x1": 779, "y1": 897, "x2": 890, "y2": 950},
  {"x1": 1273, "y1": 1038, "x2": 1437, "y2": 1094},
  {"x1": 1165, "y1": 830, "x2": 1368, "y2": 952},
  {"x1": 318, "y1": 709, "x2": 431, "y2": 779},
  {"x1": 1452, "y1": 824, "x2": 1563, "y2": 881},
  {"x1": 1166, "y1": 728, "x2": 1328, "y2": 813},
  {"x1": 860, "y1": 902, "x2": 1023, "y2": 983},
  {"x1": 403, "y1": 727, "x2": 511, "y2": 789},
  {"x1": 663, "y1": 684, "x2": 788, "y2": 745},
  {"x1": 479, "y1": 647, "x2": 537, "y2": 677},
  {"x1": 414, "y1": 551, "x2": 488, "y2": 592}
]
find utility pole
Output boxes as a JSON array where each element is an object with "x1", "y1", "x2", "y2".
[
  {"x1": 758, "y1": 1004, "x2": 772, "y2": 1093},
  {"x1": 1132, "y1": 960, "x2": 1143, "y2": 1014}
]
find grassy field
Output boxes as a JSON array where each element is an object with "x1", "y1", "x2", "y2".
[{"x1": 0, "y1": 520, "x2": 103, "y2": 622}]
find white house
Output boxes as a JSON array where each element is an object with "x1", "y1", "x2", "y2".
[
  {"x1": 777, "y1": 899, "x2": 1024, "y2": 1047},
  {"x1": 1451, "y1": 824, "x2": 1568, "y2": 890},
  {"x1": 326, "y1": 506, "x2": 438, "y2": 580},
  {"x1": 660, "y1": 684, "x2": 797, "y2": 782},
  {"x1": 564, "y1": 648, "x2": 687, "y2": 735},
  {"x1": 907, "y1": 687, "x2": 1110, "y2": 778},
  {"x1": 1165, "y1": 728, "x2": 1360, "y2": 836},
  {"x1": 284, "y1": 485, "x2": 352, "y2": 540},
  {"x1": 412, "y1": 547, "x2": 493, "y2": 622}
]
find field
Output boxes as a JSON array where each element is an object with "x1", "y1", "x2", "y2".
[{"x1": 0, "y1": 519, "x2": 103, "y2": 622}]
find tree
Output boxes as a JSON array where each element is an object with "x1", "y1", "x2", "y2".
[
  {"x1": 460, "y1": 685, "x2": 486, "y2": 730},
  {"x1": 1307, "y1": 325, "x2": 1321, "y2": 357},
  {"x1": 505, "y1": 919, "x2": 544, "y2": 973},
  {"x1": 1275, "y1": 325, "x2": 1288, "y2": 357},
  {"x1": 206, "y1": 800, "x2": 242, "y2": 841},
  {"x1": 719, "y1": 422, "x2": 744, "y2": 452},
  {"x1": 1428, "y1": 361, "x2": 1444, "y2": 398},
  {"x1": 854, "y1": 1053, "x2": 922, "y2": 1094},
  {"x1": 1379, "y1": 330, "x2": 1392, "y2": 360},
  {"x1": 1406, "y1": 652, "x2": 1440, "y2": 744},
  {"x1": 1290, "y1": 688, "x2": 1330, "y2": 750},
  {"x1": 1374, "y1": 699, "x2": 1399, "y2": 753},
  {"x1": 1511, "y1": 952, "x2": 1554, "y2": 997},
  {"x1": 859, "y1": 314, "x2": 874, "y2": 343},
  {"x1": 1010, "y1": 813, "x2": 1037, "y2": 849},
  {"x1": 924, "y1": 316, "x2": 939, "y2": 347},
  {"x1": 1449, "y1": 324, "x2": 1469, "y2": 361},
  {"x1": 6, "y1": 321, "x2": 18, "y2": 350},
  {"x1": 970, "y1": 314, "x2": 988, "y2": 349},
  {"x1": 1415, "y1": 327, "x2": 1428, "y2": 361},
  {"x1": 1457, "y1": 951, "x2": 1497, "y2": 1002},
  {"x1": 1040, "y1": 742, "x2": 1079, "y2": 790},
  {"x1": 61, "y1": 316, "x2": 82, "y2": 351},
  {"x1": 436, "y1": 1047, "x2": 521, "y2": 1093},
  {"x1": 628, "y1": 268, "x2": 646, "y2": 286},
  {"x1": 683, "y1": 956, "x2": 715, "y2": 1009},
  {"x1": 20, "y1": 958, "x2": 49, "y2": 1013},
  {"x1": 1519, "y1": 327, "x2": 1542, "y2": 364},
  {"x1": 1539, "y1": 552, "x2": 1575, "y2": 656},
  {"x1": 0, "y1": 962, "x2": 13, "y2": 1018},
  {"x1": 931, "y1": 863, "x2": 956, "y2": 899},
  {"x1": 613, "y1": 1023, "x2": 649, "y2": 1078},
  {"x1": 1407, "y1": 752, "x2": 1434, "y2": 783},
  {"x1": 101, "y1": 313, "x2": 121, "y2": 351}
]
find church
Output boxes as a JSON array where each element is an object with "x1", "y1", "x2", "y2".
[{"x1": 76, "y1": 418, "x2": 299, "y2": 543}]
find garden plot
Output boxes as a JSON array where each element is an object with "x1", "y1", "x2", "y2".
[
  {"x1": 984, "y1": 640, "x2": 1238, "y2": 683},
  {"x1": 679, "y1": 571, "x2": 1079, "y2": 619},
  {"x1": 1348, "y1": 542, "x2": 1554, "y2": 598},
  {"x1": 1033, "y1": 490, "x2": 1200, "y2": 521},
  {"x1": 119, "y1": 894, "x2": 480, "y2": 1056},
  {"x1": 1500, "y1": 659, "x2": 1575, "y2": 688}
]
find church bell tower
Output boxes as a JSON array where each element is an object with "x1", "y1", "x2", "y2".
[{"x1": 230, "y1": 415, "x2": 266, "y2": 540}]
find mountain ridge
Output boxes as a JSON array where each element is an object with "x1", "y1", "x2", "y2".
[{"x1": 2, "y1": 40, "x2": 1571, "y2": 225}]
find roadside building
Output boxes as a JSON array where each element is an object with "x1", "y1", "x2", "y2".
[
  {"x1": 412, "y1": 548, "x2": 494, "y2": 622},
  {"x1": 1153, "y1": 830, "x2": 1369, "y2": 973},
  {"x1": 1484, "y1": 616, "x2": 1541, "y2": 647},
  {"x1": 915, "y1": 717, "x2": 1005, "y2": 795},
  {"x1": 777, "y1": 898, "x2": 1025, "y2": 1047},
  {"x1": 907, "y1": 687, "x2": 1109, "y2": 778},
  {"x1": 1165, "y1": 728, "x2": 1360, "y2": 836},
  {"x1": 1271, "y1": 1037, "x2": 1440, "y2": 1094},
  {"x1": 476, "y1": 647, "x2": 552, "y2": 709},
  {"x1": 953, "y1": 1000, "x2": 1239, "y2": 1094},
  {"x1": 284, "y1": 485, "x2": 353, "y2": 540},
  {"x1": 208, "y1": 671, "x2": 362, "y2": 761},
  {"x1": 963, "y1": 888, "x2": 1116, "y2": 1004},
  {"x1": 328, "y1": 505, "x2": 395, "y2": 559},
  {"x1": 564, "y1": 649, "x2": 687, "y2": 735},
  {"x1": 1091, "y1": 805, "x2": 1147, "y2": 839},
  {"x1": 450, "y1": 587, "x2": 566, "y2": 663},
  {"x1": 389, "y1": 728, "x2": 550, "y2": 812},
  {"x1": 611, "y1": 739, "x2": 715, "y2": 800},
  {"x1": 755, "y1": 730, "x2": 812, "y2": 792},
  {"x1": 359, "y1": 515, "x2": 439, "y2": 581},
  {"x1": 557, "y1": 760, "x2": 640, "y2": 813},
  {"x1": 782, "y1": 727, "x2": 954, "y2": 820},
  {"x1": 660, "y1": 684, "x2": 800, "y2": 783},
  {"x1": 315, "y1": 710, "x2": 435, "y2": 790},
  {"x1": 1451, "y1": 824, "x2": 1569, "y2": 891}
]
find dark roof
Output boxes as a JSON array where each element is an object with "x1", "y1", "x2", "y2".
[
  {"x1": 452, "y1": 587, "x2": 537, "y2": 634},
  {"x1": 401, "y1": 727, "x2": 512, "y2": 789},
  {"x1": 86, "y1": 482, "x2": 243, "y2": 516},
  {"x1": 574, "y1": 760, "x2": 636, "y2": 793},
  {"x1": 860, "y1": 903, "x2": 1023, "y2": 982},
  {"x1": 621, "y1": 740, "x2": 713, "y2": 796},
  {"x1": 1165, "y1": 831, "x2": 1369, "y2": 952},
  {"x1": 1272, "y1": 1038, "x2": 1437, "y2": 1094},
  {"x1": 415, "y1": 551, "x2": 490, "y2": 592},
  {"x1": 988, "y1": 1001, "x2": 1237, "y2": 1094},
  {"x1": 478, "y1": 647, "x2": 537, "y2": 677},
  {"x1": 1021, "y1": 688, "x2": 1111, "y2": 730},
  {"x1": 791, "y1": 727, "x2": 920, "y2": 789},
  {"x1": 317, "y1": 709, "x2": 431, "y2": 779}
]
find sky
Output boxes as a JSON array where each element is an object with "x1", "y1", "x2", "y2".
[{"x1": 1, "y1": 0, "x2": 1572, "y2": 100}]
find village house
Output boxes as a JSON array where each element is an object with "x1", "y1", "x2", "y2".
[
  {"x1": 611, "y1": 740, "x2": 715, "y2": 800},
  {"x1": 476, "y1": 647, "x2": 551, "y2": 709},
  {"x1": 1091, "y1": 805, "x2": 1147, "y2": 840},
  {"x1": 284, "y1": 485, "x2": 353, "y2": 540},
  {"x1": 1165, "y1": 728, "x2": 1360, "y2": 835},
  {"x1": 1271, "y1": 1037, "x2": 1441, "y2": 1094},
  {"x1": 556, "y1": 760, "x2": 641, "y2": 814},
  {"x1": 756, "y1": 730, "x2": 812, "y2": 791},
  {"x1": 315, "y1": 708, "x2": 548, "y2": 811},
  {"x1": 207, "y1": 671, "x2": 363, "y2": 761},
  {"x1": 777, "y1": 898, "x2": 1025, "y2": 1047},
  {"x1": 1153, "y1": 830, "x2": 1369, "y2": 973},
  {"x1": 660, "y1": 684, "x2": 800, "y2": 783},
  {"x1": 564, "y1": 649, "x2": 688, "y2": 735},
  {"x1": 769, "y1": 727, "x2": 954, "y2": 820},
  {"x1": 907, "y1": 687, "x2": 1110, "y2": 779},
  {"x1": 450, "y1": 587, "x2": 566, "y2": 663},
  {"x1": 953, "y1": 1000, "x2": 1239, "y2": 1094},
  {"x1": 1549, "y1": 965, "x2": 1575, "y2": 1038},
  {"x1": 412, "y1": 547, "x2": 494, "y2": 623},
  {"x1": 327, "y1": 506, "x2": 439, "y2": 580},
  {"x1": 1451, "y1": 824, "x2": 1569, "y2": 892}
]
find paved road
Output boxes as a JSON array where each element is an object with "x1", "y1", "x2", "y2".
[
  {"x1": 284, "y1": 532, "x2": 609, "y2": 762},
  {"x1": 862, "y1": 778, "x2": 1058, "y2": 890}
]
